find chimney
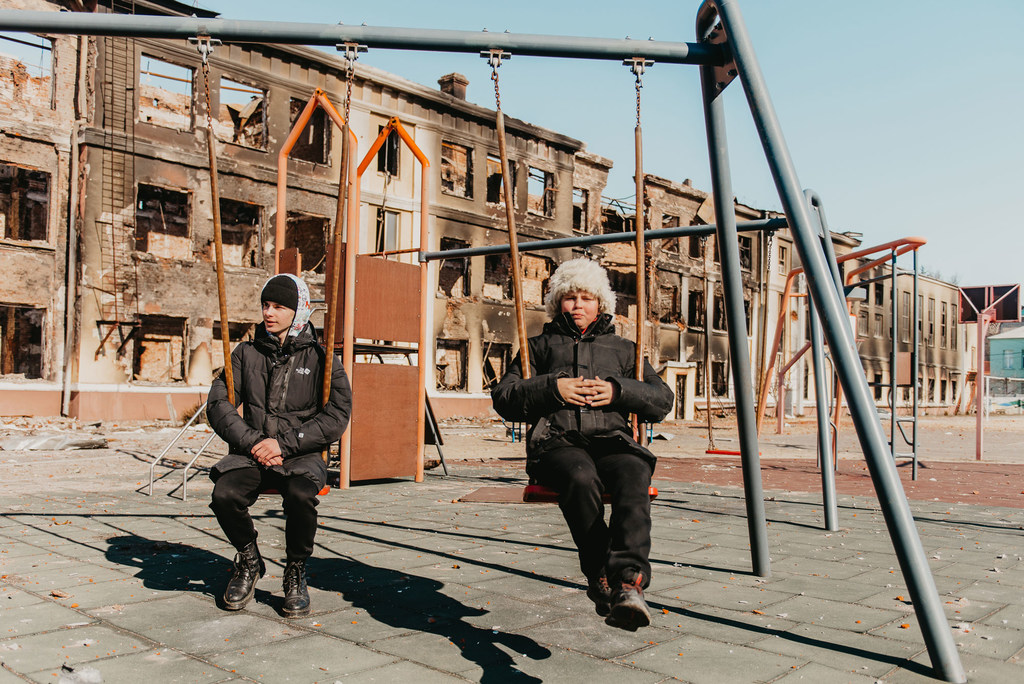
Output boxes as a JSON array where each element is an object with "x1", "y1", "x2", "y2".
[{"x1": 438, "y1": 73, "x2": 469, "y2": 100}]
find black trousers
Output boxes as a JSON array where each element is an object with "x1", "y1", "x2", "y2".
[
  {"x1": 528, "y1": 446, "x2": 653, "y2": 587},
  {"x1": 210, "y1": 467, "x2": 320, "y2": 562}
]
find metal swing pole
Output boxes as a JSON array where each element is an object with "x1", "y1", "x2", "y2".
[
  {"x1": 696, "y1": 11, "x2": 769, "y2": 579},
  {"x1": 629, "y1": 57, "x2": 653, "y2": 443},
  {"x1": 486, "y1": 51, "x2": 531, "y2": 379},
  {"x1": 703, "y1": 1, "x2": 964, "y2": 680}
]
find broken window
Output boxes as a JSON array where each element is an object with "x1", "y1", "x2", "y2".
[
  {"x1": 138, "y1": 54, "x2": 193, "y2": 130},
  {"x1": 375, "y1": 208, "x2": 399, "y2": 254},
  {"x1": 688, "y1": 236, "x2": 705, "y2": 259},
  {"x1": 288, "y1": 97, "x2": 331, "y2": 165},
  {"x1": 435, "y1": 338, "x2": 467, "y2": 391},
  {"x1": 572, "y1": 188, "x2": 589, "y2": 232},
  {"x1": 285, "y1": 212, "x2": 328, "y2": 274},
  {"x1": 875, "y1": 278, "x2": 885, "y2": 306},
  {"x1": 440, "y1": 141, "x2": 472, "y2": 198},
  {"x1": 711, "y1": 360, "x2": 728, "y2": 397},
  {"x1": 738, "y1": 235, "x2": 752, "y2": 270},
  {"x1": 438, "y1": 237, "x2": 470, "y2": 297},
  {"x1": 940, "y1": 300, "x2": 948, "y2": 348},
  {"x1": 744, "y1": 299, "x2": 751, "y2": 331},
  {"x1": 662, "y1": 214, "x2": 680, "y2": 252},
  {"x1": 687, "y1": 290, "x2": 706, "y2": 330},
  {"x1": 857, "y1": 310, "x2": 868, "y2": 336},
  {"x1": 927, "y1": 297, "x2": 935, "y2": 347},
  {"x1": 657, "y1": 283, "x2": 680, "y2": 324},
  {"x1": 874, "y1": 313, "x2": 884, "y2": 338},
  {"x1": 0, "y1": 32, "x2": 53, "y2": 107},
  {"x1": 874, "y1": 372, "x2": 884, "y2": 401},
  {"x1": 777, "y1": 244, "x2": 788, "y2": 275},
  {"x1": 377, "y1": 126, "x2": 401, "y2": 177},
  {"x1": 133, "y1": 315, "x2": 185, "y2": 383},
  {"x1": 136, "y1": 184, "x2": 190, "y2": 259},
  {"x1": 482, "y1": 342, "x2": 511, "y2": 391},
  {"x1": 900, "y1": 291, "x2": 911, "y2": 343},
  {"x1": 712, "y1": 289, "x2": 727, "y2": 331},
  {"x1": 482, "y1": 254, "x2": 511, "y2": 301},
  {"x1": 486, "y1": 154, "x2": 516, "y2": 206},
  {"x1": 521, "y1": 255, "x2": 553, "y2": 307},
  {"x1": 0, "y1": 304, "x2": 43, "y2": 379},
  {"x1": 216, "y1": 77, "x2": 266, "y2": 149},
  {"x1": 694, "y1": 360, "x2": 705, "y2": 395},
  {"x1": 602, "y1": 207, "x2": 630, "y2": 234},
  {"x1": 219, "y1": 198, "x2": 261, "y2": 267},
  {"x1": 951, "y1": 305, "x2": 958, "y2": 349},
  {"x1": 527, "y1": 167, "x2": 555, "y2": 217},
  {"x1": 0, "y1": 163, "x2": 49, "y2": 242}
]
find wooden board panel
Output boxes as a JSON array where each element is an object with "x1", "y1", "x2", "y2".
[
  {"x1": 350, "y1": 363, "x2": 419, "y2": 481},
  {"x1": 354, "y1": 256, "x2": 421, "y2": 343}
]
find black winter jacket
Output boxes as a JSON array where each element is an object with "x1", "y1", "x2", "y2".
[
  {"x1": 207, "y1": 322, "x2": 352, "y2": 488},
  {"x1": 491, "y1": 312, "x2": 674, "y2": 468}
]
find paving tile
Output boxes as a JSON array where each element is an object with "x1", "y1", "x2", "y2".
[
  {"x1": 0, "y1": 585, "x2": 44, "y2": 609},
  {"x1": 333, "y1": 659, "x2": 469, "y2": 683},
  {"x1": 25, "y1": 649, "x2": 233, "y2": 683},
  {"x1": 1, "y1": 601, "x2": 96, "y2": 637},
  {"x1": 764, "y1": 622, "x2": 922, "y2": 677},
  {"x1": 0, "y1": 624, "x2": 150, "y2": 675},
  {"x1": 370, "y1": 626, "x2": 553, "y2": 678},
  {"x1": 761, "y1": 594, "x2": 904, "y2": 634},
  {"x1": 883, "y1": 651, "x2": 1024, "y2": 683},
  {"x1": 980, "y1": 603, "x2": 1024, "y2": 630},
  {"x1": 667, "y1": 578, "x2": 793, "y2": 613},
  {"x1": 521, "y1": 609, "x2": 681, "y2": 659},
  {"x1": 619, "y1": 633, "x2": 804, "y2": 683},
  {"x1": 207, "y1": 634, "x2": 396, "y2": 683},
  {"x1": 771, "y1": 661, "x2": 880, "y2": 683},
  {"x1": 658, "y1": 603, "x2": 800, "y2": 645}
]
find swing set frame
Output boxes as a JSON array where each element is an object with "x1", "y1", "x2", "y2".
[{"x1": 0, "y1": 2, "x2": 965, "y2": 680}]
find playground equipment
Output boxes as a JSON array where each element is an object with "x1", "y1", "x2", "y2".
[{"x1": 0, "y1": 2, "x2": 966, "y2": 679}]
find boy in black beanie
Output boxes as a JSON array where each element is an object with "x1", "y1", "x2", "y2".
[{"x1": 207, "y1": 274, "x2": 351, "y2": 617}]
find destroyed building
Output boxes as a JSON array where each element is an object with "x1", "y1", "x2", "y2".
[{"x1": 0, "y1": 0, "x2": 970, "y2": 422}]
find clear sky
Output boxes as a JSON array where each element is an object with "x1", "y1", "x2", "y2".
[{"x1": 200, "y1": 0, "x2": 1023, "y2": 288}]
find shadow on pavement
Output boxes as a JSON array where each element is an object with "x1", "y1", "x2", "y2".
[{"x1": 308, "y1": 555, "x2": 551, "y2": 682}]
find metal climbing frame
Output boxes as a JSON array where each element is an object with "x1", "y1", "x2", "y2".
[{"x1": 0, "y1": 3, "x2": 965, "y2": 681}]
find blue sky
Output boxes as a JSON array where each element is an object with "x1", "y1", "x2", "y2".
[{"x1": 199, "y1": 0, "x2": 1023, "y2": 288}]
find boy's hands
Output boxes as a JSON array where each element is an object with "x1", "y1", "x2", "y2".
[
  {"x1": 557, "y1": 376, "x2": 619, "y2": 407},
  {"x1": 251, "y1": 438, "x2": 283, "y2": 466}
]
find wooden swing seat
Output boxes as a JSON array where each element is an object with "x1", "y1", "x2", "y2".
[
  {"x1": 259, "y1": 486, "x2": 331, "y2": 497},
  {"x1": 522, "y1": 484, "x2": 659, "y2": 504}
]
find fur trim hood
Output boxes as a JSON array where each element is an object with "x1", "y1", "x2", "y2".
[{"x1": 543, "y1": 258, "x2": 617, "y2": 318}]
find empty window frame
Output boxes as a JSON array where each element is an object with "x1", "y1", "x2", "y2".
[
  {"x1": 288, "y1": 97, "x2": 331, "y2": 165},
  {"x1": 440, "y1": 141, "x2": 472, "y2": 198},
  {"x1": 138, "y1": 54, "x2": 193, "y2": 130},
  {"x1": 486, "y1": 154, "x2": 516, "y2": 206},
  {"x1": 521, "y1": 254, "x2": 553, "y2": 307},
  {"x1": 217, "y1": 76, "x2": 266, "y2": 149},
  {"x1": 482, "y1": 341, "x2": 511, "y2": 391},
  {"x1": 657, "y1": 283, "x2": 680, "y2": 324},
  {"x1": 712, "y1": 290, "x2": 727, "y2": 332},
  {"x1": 133, "y1": 315, "x2": 186, "y2": 383},
  {"x1": 0, "y1": 163, "x2": 49, "y2": 242},
  {"x1": 285, "y1": 212, "x2": 329, "y2": 274},
  {"x1": 777, "y1": 244, "x2": 788, "y2": 274},
  {"x1": 688, "y1": 235, "x2": 705, "y2": 259},
  {"x1": 927, "y1": 297, "x2": 935, "y2": 347},
  {"x1": 662, "y1": 214, "x2": 680, "y2": 252},
  {"x1": 437, "y1": 237, "x2": 470, "y2": 297},
  {"x1": 874, "y1": 372, "x2": 884, "y2": 401},
  {"x1": 374, "y1": 208, "x2": 399, "y2": 254},
  {"x1": 377, "y1": 126, "x2": 400, "y2": 177},
  {"x1": 687, "y1": 290, "x2": 706, "y2": 330},
  {"x1": 219, "y1": 198, "x2": 261, "y2": 267},
  {"x1": 900, "y1": 291, "x2": 911, "y2": 343},
  {"x1": 875, "y1": 278, "x2": 885, "y2": 306},
  {"x1": 435, "y1": 338, "x2": 467, "y2": 391},
  {"x1": 572, "y1": 188, "x2": 589, "y2": 232},
  {"x1": 951, "y1": 305, "x2": 958, "y2": 349},
  {"x1": 857, "y1": 310, "x2": 868, "y2": 336},
  {"x1": 527, "y1": 167, "x2": 555, "y2": 217},
  {"x1": 0, "y1": 304, "x2": 44, "y2": 379},
  {"x1": 738, "y1": 235, "x2": 753, "y2": 270},
  {"x1": 874, "y1": 313, "x2": 884, "y2": 338},
  {"x1": 711, "y1": 360, "x2": 728, "y2": 397},
  {"x1": 940, "y1": 301, "x2": 948, "y2": 349},
  {"x1": 482, "y1": 253, "x2": 511, "y2": 301},
  {"x1": 136, "y1": 184, "x2": 190, "y2": 259},
  {"x1": 0, "y1": 32, "x2": 53, "y2": 107}
]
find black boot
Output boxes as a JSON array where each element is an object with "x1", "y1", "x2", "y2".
[
  {"x1": 282, "y1": 559, "x2": 310, "y2": 618},
  {"x1": 605, "y1": 572, "x2": 650, "y2": 631},
  {"x1": 222, "y1": 541, "x2": 265, "y2": 611},
  {"x1": 586, "y1": 575, "x2": 612, "y2": 617}
]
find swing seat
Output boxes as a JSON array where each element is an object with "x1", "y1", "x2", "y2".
[
  {"x1": 705, "y1": 449, "x2": 762, "y2": 456},
  {"x1": 522, "y1": 484, "x2": 658, "y2": 504},
  {"x1": 260, "y1": 486, "x2": 331, "y2": 497}
]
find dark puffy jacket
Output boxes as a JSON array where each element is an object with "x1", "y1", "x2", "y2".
[
  {"x1": 491, "y1": 312, "x2": 674, "y2": 467},
  {"x1": 207, "y1": 322, "x2": 351, "y2": 488}
]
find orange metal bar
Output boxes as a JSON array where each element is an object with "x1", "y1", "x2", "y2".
[
  {"x1": 274, "y1": 88, "x2": 358, "y2": 272},
  {"x1": 756, "y1": 236, "x2": 927, "y2": 435},
  {"x1": 356, "y1": 115, "x2": 431, "y2": 483}
]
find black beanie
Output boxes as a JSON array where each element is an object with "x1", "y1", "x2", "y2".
[{"x1": 261, "y1": 275, "x2": 299, "y2": 311}]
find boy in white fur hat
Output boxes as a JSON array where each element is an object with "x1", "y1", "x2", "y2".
[{"x1": 492, "y1": 258, "x2": 673, "y2": 630}]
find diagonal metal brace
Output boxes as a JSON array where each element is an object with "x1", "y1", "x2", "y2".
[{"x1": 702, "y1": 23, "x2": 737, "y2": 96}]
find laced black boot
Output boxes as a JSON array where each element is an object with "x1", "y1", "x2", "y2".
[
  {"x1": 605, "y1": 572, "x2": 650, "y2": 631},
  {"x1": 222, "y1": 541, "x2": 265, "y2": 611},
  {"x1": 282, "y1": 559, "x2": 310, "y2": 618},
  {"x1": 586, "y1": 575, "x2": 612, "y2": 617}
]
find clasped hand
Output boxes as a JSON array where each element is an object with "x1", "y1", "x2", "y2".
[
  {"x1": 251, "y1": 438, "x2": 283, "y2": 466},
  {"x1": 557, "y1": 376, "x2": 617, "y2": 407}
]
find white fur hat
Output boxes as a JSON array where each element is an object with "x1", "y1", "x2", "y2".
[{"x1": 544, "y1": 258, "x2": 617, "y2": 318}]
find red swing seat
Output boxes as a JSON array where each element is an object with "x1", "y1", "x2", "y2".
[{"x1": 522, "y1": 484, "x2": 658, "y2": 504}]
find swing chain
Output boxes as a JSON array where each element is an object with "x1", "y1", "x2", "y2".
[
  {"x1": 765, "y1": 230, "x2": 774, "y2": 278},
  {"x1": 190, "y1": 35, "x2": 221, "y2": 129},
  {"x1": 482, "y1": 50, "x2": 511, "y2": 112},
  {"x1": 339, "y1": 43, "x2": 363, "y2": 125},
  {"x1": 624, "y1": 58, "x2": 653, "y2": 128}
]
